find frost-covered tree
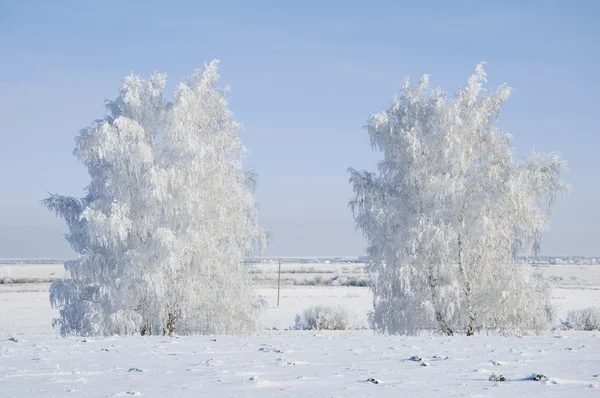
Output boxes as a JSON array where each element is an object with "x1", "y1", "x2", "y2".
[
  {"x1": 44, "y1": 61, "x2": 267, "y2": 336},
  {"x1": 349, "y1": 63, "x2": 568, "y2": 336}
]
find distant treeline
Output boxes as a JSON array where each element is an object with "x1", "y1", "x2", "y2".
[
  {"x1": 1, "y1": 256, "x2": 598, "y2": 265},
  {"x1": 0, "y1": 259, "x2": 68, "y2": 264}
]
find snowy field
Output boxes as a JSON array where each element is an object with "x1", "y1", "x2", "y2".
[{"x1": 1, "y1": 261, "x2": 600, "y2": 396}]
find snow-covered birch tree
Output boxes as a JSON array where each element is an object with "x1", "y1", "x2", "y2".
[
  {"x1": 349, "y1": 63, "x2": 568, "y2": 336},
  {"x1": 44, "y1": 61, "x2": 267, "y2": 336}
]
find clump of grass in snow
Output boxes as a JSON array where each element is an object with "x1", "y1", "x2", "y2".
[
  {"x1": 336, "y1": 276, "x2": 370, "y2": 287},
  {"x1": 563, "y1": 307, "x2": 600, "y2": 331},
  {"x1": 489, "y1": 374, "x2": 506, "y2": 382},
  {"x1": 294, "y1": 305, "x2": 351, "y2": 330},
  {"x1": 294, "y1": 275, "x2": 370, "y2": 287}
]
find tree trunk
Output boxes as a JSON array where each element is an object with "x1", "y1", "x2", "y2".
[
  {"x1": 428, "y1": 264, "x2": 453, "y2": 336},
  {"x1": 466, "y1": 311, "x2": 475, "y2": 336},
  {"x1": 163, "y1": 313, "x2": 177, "y2": 335},
  {"x1": 140, "y1": 323, "x2": 152, "y2": 336},
  {"x1": 436, "y1": 310, "x2": 454, "y2": 336},
  {"x1": 458, "y1": 206, "x2": 476, "y2": 336}
]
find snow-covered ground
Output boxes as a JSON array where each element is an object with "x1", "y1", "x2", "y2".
[
  {"x1": 2, "y1": 332, "x2": 600, "y2": 397},
  {"x1": 1, "y1": 261, "x2": 600, "y2": 396}
]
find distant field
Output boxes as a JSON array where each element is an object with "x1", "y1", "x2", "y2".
[
  {"x1": 0, "y1": 263, "x2": 66, "y2": 283},
  {"x1": 4, "y1": 260, "x2": 598, "y2": 287},
  {"x1": 1, "y1": 261, "x2": 599, "y2": 338}
]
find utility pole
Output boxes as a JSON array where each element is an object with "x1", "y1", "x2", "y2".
[{"x1": 277, "y1": 259, "x2": 281, "y2": 307}]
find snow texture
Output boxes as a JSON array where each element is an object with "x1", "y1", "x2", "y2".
[{"x1": 1, "y1": 333, "x2": 599, "y2": 397}]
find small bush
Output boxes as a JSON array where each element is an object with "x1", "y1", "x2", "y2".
[
  {"x1": 294, "y1": 305, "x2": 350, "y2": 330},
  {"x1": 295, "y1": 275, "x2": 370, "y2": 287},
  {"x1": 564, "y1": 307, "x2": 600, "y2": 331},
  {"x1": 339, "y1": 276, "x2": 370, "y2": 287},
  {"x1": 295, "y1": 275, "x2": 327, "y2": 286}
]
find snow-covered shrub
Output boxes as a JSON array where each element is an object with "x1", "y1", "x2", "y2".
[
  {"x1": 296, "y1": 275, "x2": 370, "y2": 287},
  {"x1": 349, "y1": 64, "x2": 568, "y2": 336},
  {"x1": 44, "y1": 62, "x2": 267, "y2": 336},
  {"x1": 339, "y1": 276, "x2": 370, "y2": 287},
  {"x1": 564, "y1": 307, "x2": 600, "y2": 331},
  {"x1": 304, "y1": 275, "x2": 325, "y2": 285},
  {"x1": 295, "y1": 305, "x2": 351, "y2": 330}
]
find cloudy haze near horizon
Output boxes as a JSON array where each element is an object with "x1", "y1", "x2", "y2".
[{"x1": 1, "y1": 0, "x2": 598, "y2": 258}]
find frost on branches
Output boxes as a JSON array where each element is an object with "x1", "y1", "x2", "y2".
[
  {"x1": 349, "y1": 63, "x2": 568, "y2": 336},
  {"x1": 44, "y1": 61, "x2": 267, "y2": 336}
]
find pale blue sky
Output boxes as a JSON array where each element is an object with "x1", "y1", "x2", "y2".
[{"x1": 0, "y1": 0, "x2": 598, "y2": 258}]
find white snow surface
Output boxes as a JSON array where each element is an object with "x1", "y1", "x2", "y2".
[
  {"x1": 1, "y1": 261, "x2": 600, "y2": 396},
  {"x1": 2, "y1": 332, "x2": 599, "y2": 397}
]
